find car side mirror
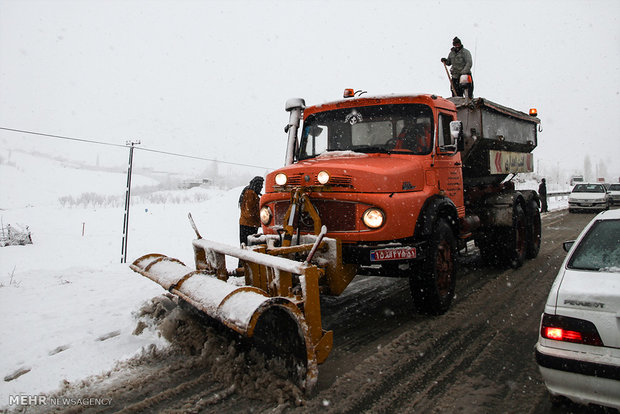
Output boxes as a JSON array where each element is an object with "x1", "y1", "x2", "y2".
[{"x1": 563, "y1": 240, "x2": 575, "y2": 252}]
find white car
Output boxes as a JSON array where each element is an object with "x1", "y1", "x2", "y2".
[
  {"x1": 535, "y1": 208, "x2": 620, "y2": 409},
  {"x1": 568, "y1": 183, "x2": 610, "y2": 213},
  {"x1": 608, "y1": 183, "x2": 620, "y2": 206}
]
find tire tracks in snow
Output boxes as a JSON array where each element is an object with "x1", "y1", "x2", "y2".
[{"x1": 295, "y1": 210, "x2": 593, "y2": 413}]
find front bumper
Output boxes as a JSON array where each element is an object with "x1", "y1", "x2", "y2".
[
  {"x1": 568, "y1": 200, "x2": 608, "y2": 211},
  {"x1": 535, "y1": 342, "x2": 620, "y2": 409}
]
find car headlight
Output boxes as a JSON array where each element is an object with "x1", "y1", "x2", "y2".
[
  {"x1": 317, "y1": 170, "x2": 330, "y2": 185},
  {"x1": 275, "y1": 173, "x2": 287, "y2": 186},
  {"x1": 260, "y1": 206, "x2": 272, "y2": 225},
  {"x1": 362, "y1": 208, "x2": 385, "y2": 229}
]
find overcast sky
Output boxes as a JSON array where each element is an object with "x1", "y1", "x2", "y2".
[{"x1": 1, "y1": 0, "x2": 619, "y2": 182}]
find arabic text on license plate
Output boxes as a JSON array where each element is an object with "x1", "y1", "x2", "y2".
[{"x1": 370, "y1": 247, "x2": 416, "y2": 261}]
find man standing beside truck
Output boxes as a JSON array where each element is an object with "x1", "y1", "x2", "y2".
[
  {"x1": 441, "y1": 36, "x2": 474, "y2": 98},
  {"x1": 539, "y1": 178, "x2": 548, "y2": 212},
  {"x1": 238, "y1": 176, "x2": 264, "y2": 267}
]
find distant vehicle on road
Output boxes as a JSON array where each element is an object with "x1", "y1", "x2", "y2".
[
  {"x1": 568, "y1": 183, "x2": 610, "y2": 213},
  {"x1": 535, "y1": 208, "x2": 620, "y2": 410},
  {"x1": 569, "y1": 175, "x2": 584, "y2": 186},
  {"x1": 608, "y1": 183, "x2": 620, "y2": 205}
]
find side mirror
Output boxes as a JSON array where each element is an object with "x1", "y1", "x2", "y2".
[
  {"x1": 563, "y1": 240, "x2": 575, "y2": 252},
  {"x1": 450, "y1": 121, "x2": 464, "y2": 151},
  {"x1": 440, "y1": 144, "x2": 457, "y2": 153}
]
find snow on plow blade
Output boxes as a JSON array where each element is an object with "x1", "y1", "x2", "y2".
[{"x1": 130, "y1": 238, "x2": 335, "y2": 393}]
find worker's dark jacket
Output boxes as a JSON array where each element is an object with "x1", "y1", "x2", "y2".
[{"x1": 446, "y1": 47, "x2": 473, "y2": 78}]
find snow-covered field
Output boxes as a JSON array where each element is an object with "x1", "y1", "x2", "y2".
[
  {"x1": 0, "y1": 151, "x2": 246, "y2": 408},
  {"x1": 0, "y1": 150, "x2": 569, "y2": 409}
]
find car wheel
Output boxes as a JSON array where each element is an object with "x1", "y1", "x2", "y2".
[{"x1": 549, "y1": 393, "x2": 569, "y2": 407}]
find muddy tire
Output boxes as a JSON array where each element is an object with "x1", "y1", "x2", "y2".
[
  {"x1": 503, "y1": 204, "x2": 527, "y2": 268},
  {"x1": 477, "y1": 229, "x2": 502, "y2": 266},
  {"x1": 410, "y1": 219, "x2": 457, "y2": 315},
  {"x1": 525, "y1": 201, "x2": 541, "y2": 259}
]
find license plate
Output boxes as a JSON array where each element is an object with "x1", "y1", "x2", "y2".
[{"x1": 370, "y1": 247, "x2": 416, "y2": 261}]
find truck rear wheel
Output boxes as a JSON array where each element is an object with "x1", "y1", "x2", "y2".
[
  {"x1": 410, "y1": 219, "x2": 456, "y2": 315},
  {"x1": 503, "y1": 204, "x2": 527, "y2": 268},
  {"x1": 477, "y1": 229, "x2": 502, "y2": 266},
  {"x1": 526, "y1": 200, "x2": 541, "y2": 259}
]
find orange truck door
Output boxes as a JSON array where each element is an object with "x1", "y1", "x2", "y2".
[{"x1": 435, "y1": 113, "x2": 464, "y2": 215}]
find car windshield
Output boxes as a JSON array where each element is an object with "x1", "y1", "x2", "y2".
[
  {"x1": 609, "y1": 184, "x2": 620, "y2": 191},
  {"x1": 568, "y1": 219, "x2": 620, "y2": 272},
  {"x1": 298, "y1": 104, "x2": 434, "y2": 160},
  {"x1": 572, "y1": 184, "x2": 605, "y2": 193}
]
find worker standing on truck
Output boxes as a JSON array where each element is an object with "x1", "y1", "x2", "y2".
[
  {"x1": 238, "y1": 176, "x2": 264, "y2": 265},
  {"x1": 539, "y1": 178, "x2": 548, "y2": 212},
  {"x1": 441, "y1": 36, "x2": 474, "y2": 98}
]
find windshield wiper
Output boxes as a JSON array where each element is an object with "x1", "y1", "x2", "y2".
[{"x1": 353, "y1": 145, "x2": 390, "y2": 153}]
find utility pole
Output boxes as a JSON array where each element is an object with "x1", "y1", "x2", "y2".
[{"x1": 121, "y1": 140, "x2": 140, "y2": 263}]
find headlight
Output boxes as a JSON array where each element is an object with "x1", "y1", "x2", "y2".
[
  {"x1": 317, "y1": 170, "x2": 330, "y2": 185},
  {"x1": 362, "y1": 208, "x2": 385, "y2": 229},
  {"x1": 275, "y1": 173, "x2": 287, "y2": 186},
  {"x1": 260, "y1": 206, "x2": 272, "y2": 225}
]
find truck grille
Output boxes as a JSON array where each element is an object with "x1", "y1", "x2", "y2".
[
  {"x1": 273, "y1": 199, "x2": 357, "y2": 232},
  {"x1": 283, "y1": 173, "x2": 353, "y2": 188}
]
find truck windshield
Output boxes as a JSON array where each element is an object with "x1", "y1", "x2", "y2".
[{"x1": 298, "y1": 104, "x2": 433, "y2": 160}]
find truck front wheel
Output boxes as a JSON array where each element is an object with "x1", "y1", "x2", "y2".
[{"x1": 410, "y1": 219, "x2": 456, "y2": 315}]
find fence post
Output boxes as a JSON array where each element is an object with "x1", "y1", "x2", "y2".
[{"x1": 121, "y1": 140, "x2": 140, "y2": 263}]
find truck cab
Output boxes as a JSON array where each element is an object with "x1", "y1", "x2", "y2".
[
  {"x1": 258, "y1": 90, "x2": 541, "y2": 314},
  {"x1": 260, "y1": 93, "x2": 463, "y2": 262}
]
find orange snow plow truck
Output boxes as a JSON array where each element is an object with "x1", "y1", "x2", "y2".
[{"x1": 131, "y1": 90, "x2": 541, "y2": 393}]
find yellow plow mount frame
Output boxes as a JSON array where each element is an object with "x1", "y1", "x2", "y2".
[
  {"x1": 131, "y1": 236, "x2": 333, "y2": 392},
  {"x1": 130, "y1": 188, "x2": 358, "y2": 392}
]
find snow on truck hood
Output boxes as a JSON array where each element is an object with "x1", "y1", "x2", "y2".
[{"x1": 274, "y1": 152, "x2": 426, "y2": 193}]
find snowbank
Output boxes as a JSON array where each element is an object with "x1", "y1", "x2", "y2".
[{"x1": 0, "y1": 153, "x2": 247, "y2": 407}]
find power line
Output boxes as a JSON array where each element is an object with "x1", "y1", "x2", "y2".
[
  {"x1": 136, "y1": 146, "x2": 271, "y2": 170},
  {"x1": 0, "y1": 126, "x2": 275, "y2": 170},
  {"x1": 0, "y1": 126, "x2": 127, "y2": 148}
]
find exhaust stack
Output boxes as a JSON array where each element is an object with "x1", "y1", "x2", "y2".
[{"x1": 284, "y1": 98, "x2": 305, "y2": 166}]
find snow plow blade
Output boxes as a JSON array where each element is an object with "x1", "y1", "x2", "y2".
[{"x1": 129, "y1": 235, "x2": 342, "y2": 393}]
